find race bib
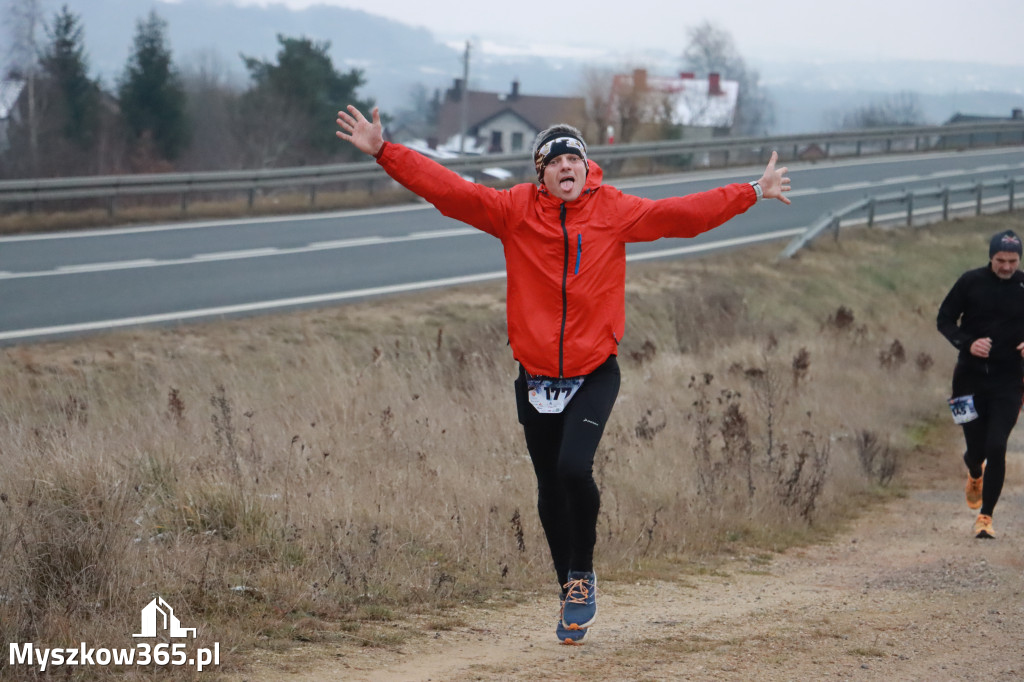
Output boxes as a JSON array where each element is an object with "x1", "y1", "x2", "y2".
[
  {"x1": 526, "y1": 375, "x2": 585, "y2": 414},
  {"x1": 949, "y1": 395, "x2": 979, "y2": 424}
]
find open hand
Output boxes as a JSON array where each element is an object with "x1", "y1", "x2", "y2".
[
  {"x1": 336, "y1": 105, "x2": 384, "y2": 157},
  {"x1": 758, "y1": 151, "x2": 791, "y2": 205}
]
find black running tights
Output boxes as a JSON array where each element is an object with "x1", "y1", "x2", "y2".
[
  {"x1": 514, "y1": 355, "x2": 620, "y2": 591},
  {"x1": 953, "y1": 363, "x2": 1023, "y2": 517}
]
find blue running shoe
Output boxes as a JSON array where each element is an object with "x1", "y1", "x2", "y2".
[
  {"x1": 556, "y1": 595, "x2": 588, "y2": 645},
  {"x1": 561, "y1": 571, "x2": 597, "y2": 630}
]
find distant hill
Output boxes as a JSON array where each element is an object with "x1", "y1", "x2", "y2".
[
  {"x1": 18, "y1": 0, "x2": 1024, "y2": 135},
  {"x1": 768, "y1": 87, "x2": 1024, "y2": 134},
  {"x1": 63, "y1": 0, "x2": 583, "y2": 112}
]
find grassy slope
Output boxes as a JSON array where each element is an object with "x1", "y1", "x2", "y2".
[{"x1": 1, "y1": 213, "x2": 1019, "y2": 679}]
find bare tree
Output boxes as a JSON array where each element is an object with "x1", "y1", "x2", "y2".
[
  {"x1": 178, "y1": 49, "x2": 242, "y2": 170},
  {"x1": 832, "y1": 91, "x2": 926, "y2": 130},
  {"x1": 233, "y1": 87, "x2": 307, "y2": 168},
  {"x1": 682, "y1": 21, "x2": 773, "y2": 136},
  {"x1": 609, "y1": 66, "x2": 656, "y2": 144},
  {"x1": 578, "y1": 66, "x2": 615, "y2": 144},
  {"x1": 390, "y1": 82, "x2": 438, "y2": 141},
  {"x1": 4, "y1": 0, "x2": 47, "y2": 173}
]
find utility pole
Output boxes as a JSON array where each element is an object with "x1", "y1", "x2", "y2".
[{"x1": 458, "y1": 40, "x2": 470, "y2": 155}]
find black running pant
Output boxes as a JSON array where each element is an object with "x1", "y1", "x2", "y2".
[
  {"x1": 515, "y1": 355, "x2": 620, "y2": 591},
  {"x1": 952, "y1": 362, "x2": 1023, "y2": 517}
]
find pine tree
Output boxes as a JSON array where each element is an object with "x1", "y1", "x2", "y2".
[
  {"x1": 40, "y1": 5, "x2": 100, "y2": 151},
  {"x1": 240, "y1": 35, "x2": 374, "y2": 165},
  {"x1": 117, "y1": 10, "x2": 189, "y2": 164}
]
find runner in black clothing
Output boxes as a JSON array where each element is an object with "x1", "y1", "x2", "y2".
[{"x1": 937, "y1": 229, "x2": 1024, "y2": 538}]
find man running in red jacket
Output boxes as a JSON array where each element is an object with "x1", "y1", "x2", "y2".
[{"x1": 336, "y1": 105, "x2": 791, "y2": 644}]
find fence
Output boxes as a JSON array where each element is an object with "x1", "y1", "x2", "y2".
[
  {"x1": 779, "y1": 175, "x2": 1024, "y2": 259},
  {"x1": 2, "y1": 120, "x2": 1023, "y2": 217}
]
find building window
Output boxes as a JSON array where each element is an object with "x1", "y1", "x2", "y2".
[
  {"x1": 511, "y1": 132, "x2": 524, "y2": 151},
  {"x1": 490, "y1": 130, "x2": 503, "y2": 153}
]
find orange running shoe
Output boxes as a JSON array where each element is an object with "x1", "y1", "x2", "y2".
[
  {"x1": 965, "y1": 464, "x2": 985, "y2": 510},
  {"x1": 973, "y1": 514, "x2": 996, "y2": 539}
]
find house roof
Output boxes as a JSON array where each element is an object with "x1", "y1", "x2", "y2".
[
  {"x1": 0, "y1": 79, "x2": 25, "y2": 119},
  {"x1": 472, "y1": 107, "x2": 538, "y2": 133},
  {"x1": 435, "y1": 81, "x2": 585, "y2": 145},
  {"x1": 946, "y1": 112, "x2": 1018, "y2": 124},
  {"x1": 612, "y1": 71, "x2": 739, "y2": 129}
]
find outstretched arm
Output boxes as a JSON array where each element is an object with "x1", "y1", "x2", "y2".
[
  {"x1": 757, "y1": 151, "x2": 791, "y2": 204},
  {"x1": 336, "y1": 105, "x2": 384, "y2": 157},
  {"x1": 334, "y1": 104, "x2": 510, "y2": 238}
]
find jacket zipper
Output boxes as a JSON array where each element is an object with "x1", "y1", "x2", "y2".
[
  {"x1": 575, "y1": 233, "x2": 582, "y2": 275},
  {"x1": 559, "y1": 203, "x2": 569, "y2": 378}
]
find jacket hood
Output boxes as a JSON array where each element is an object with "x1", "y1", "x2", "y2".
[{"x1": 584, "y1": 160, "x2": 604, "y2": 190}]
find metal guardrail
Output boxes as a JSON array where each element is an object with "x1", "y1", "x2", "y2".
[
  {"x1": 779, "y1": 175, "x2": 1024, "y2": 259},
  {"x1": 2, "y1": 120, "x2": 1023, "y2": 216}
]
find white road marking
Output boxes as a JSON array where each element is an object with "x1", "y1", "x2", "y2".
[
  {"x1": 55, "y1": 259, "x2": 157, "y2": 273},
  {"x1": 626, "y1": 228, "x2": 804, "y2": 262},
  {"x1": 0, "y1": 202, "x2": 433, "y2": 242},
  {"x1": 0, "y1": 229, "x2": 487, "y2": 280},
  {"x1": 0, "y1": 229, "x2": 807, "y2": 341},
  {"x1": 192, "y1": 248, "x2": 281, "y2": 260}
]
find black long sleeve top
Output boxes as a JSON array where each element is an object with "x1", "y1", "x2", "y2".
[{"x1": 937, "y1": 264, "x2": 1024, "y2": 378}]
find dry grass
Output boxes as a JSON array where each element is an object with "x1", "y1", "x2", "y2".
[{"x1": 1, "y1": 213, "x2": 1019, "y2": 679}]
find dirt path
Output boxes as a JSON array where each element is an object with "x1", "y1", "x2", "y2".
[{"x1": 233, "y1": 433, "x2": 1024, "y2": 682}]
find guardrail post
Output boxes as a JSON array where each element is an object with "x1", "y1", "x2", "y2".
[
  {"x1": 107, "y1": 196, "x2": 116, "y2": 217},
  {"x1": 180, "y1": 191, "x2": 188, "y2": 213},
  {"x1": 792, "y1": 143, "x2": 798, "y2": 159},
  {"x1": 856, "y1": 140, "x2": 862, "y2": 156},
  {"x1": 886, "y1": 138, "x2": 893, "y2": 153},
  {"x1": 975, "y1": 182, "x2": 983, "y2": 215},
  {"x1": 942, "y1": 186, "x2": 950, "y2": 221},
  {"x1": 309, "y1": 185, "x2": 317, "y2": 207},
  {"x1": 248, "y1": 187, "x2": 255, "y2": 209},
  {"x1": 867, "y1": 197, "x2": 876, "y2": 227},
  {"x1": 832, "y1": 216, "x2": 840, "y2": 242},
  {"x1": 825, "y1": 142, "x2": 831, "y2": 157},
  {"x1": 1010, "y1": 177, "x2": 1016, "y2": 212},
  {"x1": 906, "y1": 192, "x2": 914, "y2": 226}
]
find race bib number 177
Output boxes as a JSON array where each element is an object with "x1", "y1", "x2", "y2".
[{"x1": 527, "y1": 376, "x2": 585, "y2": 414}]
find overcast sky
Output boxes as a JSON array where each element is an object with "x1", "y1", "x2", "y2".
[{"x1": 229, "y1": 0, "x2": 1024, "y2": 66}]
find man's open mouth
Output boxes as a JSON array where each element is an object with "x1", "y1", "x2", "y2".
[{"x1": 559, "y1": 177, "x2": 575, "y2": 191}]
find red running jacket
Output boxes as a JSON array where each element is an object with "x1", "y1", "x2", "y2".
[{"x1": 375, "y1": 142, "x2": 757, "y2": 378}]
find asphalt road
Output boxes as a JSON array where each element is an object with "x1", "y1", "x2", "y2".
[{"x1": 2, "y1": 147, "x2": 1023, "y2": 344}]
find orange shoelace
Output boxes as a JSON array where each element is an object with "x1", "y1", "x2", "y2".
[{"x1": 563, "y1": 577, "x2": 596, "y2": 605}]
